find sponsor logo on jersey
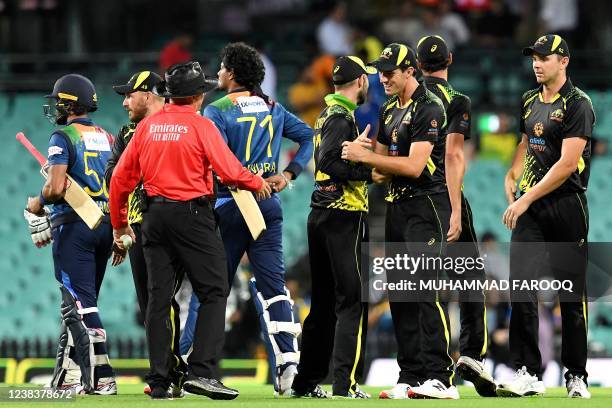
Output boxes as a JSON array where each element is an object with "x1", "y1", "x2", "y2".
[
  {"x1": 48, "y1": 146, "x2": 63, "y2": 157},
  {"x1": 236, "y1": 96, "x2": 269, "y2": 114},
  {"x1": 82, "y1": 131, "x2": 111, "y2": 151},
  {"x1": 529, "y1": 136, "x2": 546, "y2": 152}
]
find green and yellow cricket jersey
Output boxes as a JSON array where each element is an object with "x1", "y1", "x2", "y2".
[
  {"x1": 110, "y1": 123, "x2": 144, "y2": 225},
  {"x1": 424, "y1": 76, "x2": 471, "y2": 140},
  {"x1": 519, "y1": 79, "x2": 595, "y2": 194},
  {"x1": 377, "y1": 83, "x2": 447, "y2": 202},
  {"x1": 311, "y1": 93, "x2": 371, "y2": 212}
]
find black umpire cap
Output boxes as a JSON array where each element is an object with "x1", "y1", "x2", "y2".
[
  {"x1": 523, "y1": 34, "x2": 570, "y2": 58},
  {"x1": 153, "y1": 61, "x2": 218, "y2": 98},
  {"x1": 332, "y1": 56, "x2": 377, "y2": 85},
  {"x1": 369, "y1": 43, "x2": 418, "y2": 72},
  {"x1": 417, "y1": 35, "x2": 450, "y2": 65},
  {"x1": 113, "y1": 71, "x2": 163, "y2": 95}
]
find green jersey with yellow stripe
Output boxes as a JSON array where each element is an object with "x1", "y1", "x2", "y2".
[
  {"x1": 377, "y1": 83, "x2": 447, "y2": 202},
  {"x1": 519, "y1": 79, "x2": 594, "y2": 194},
  {"x1": 108, "y1": 122, "x2": 145, "y2": 225},
  {"x1": 311, "y1": 94, "x2": 372, "y2": 212}
]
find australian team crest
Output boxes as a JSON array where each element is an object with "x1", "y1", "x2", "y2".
[
  {"x1": 381, "y1": 47, "x2": 393, "y2": 60},
  {"x1": 550, "y1": 108, "x2": 564, "y2": 122},
  {"x1": 535, "y1": 36, "x2": 548, "y2": 46}
]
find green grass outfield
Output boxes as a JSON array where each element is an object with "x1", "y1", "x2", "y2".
[{"x1": 1, "y1": 384, "x2": 612, "y2": 408}]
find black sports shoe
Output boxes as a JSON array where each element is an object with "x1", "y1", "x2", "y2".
[
  {"x1": 183, "y1": 377, "x2": 239, "y2": 400},
  {"x1": 291, "y1": 384, "x2": 330, "y2": 398},
  {"x1": 150, "y1": 386, "x2": 170, "y2": 400}
]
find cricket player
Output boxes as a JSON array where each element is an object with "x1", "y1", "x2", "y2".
[
  {"x1": 498, "y1": 35, "x2": 594, "y2": 399},
  {"x1": 291, "y1": 56, "x2": 375, "y2": 399},
  {"x1": 24, "y1": 74, "x2": 119, "y2": 394},
  {"x1": 342, "y1": 43, "x2": 458, "y2": 399},
  {"x1": 179, "y1": 42, "x2": 313, "y2": 395},
  {"x1": 105, "y1": 71, "x2": 187, "y2": 398},
  {"x1": 417, "y1": 35, "x2": 496, "y2": 397}
]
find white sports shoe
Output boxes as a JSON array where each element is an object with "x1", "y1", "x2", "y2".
[
  {"x1": 408, "y1": 379, "x2": 460, "y2": 400},
  {"x1": 276, "y1": 364, "x2": 298, "y2": 396},
  {"x1": 379, "y1": 383, "x2": 410, "y2": 399},
  {"x1": 456, "y1": 356, "x2": 497, "y2": 397},
  {"x1": 567, "y1": 374, "x2": 591, "y2": 399},
  {"x1": 496, "y1": 366, "x2": 545, "y2": 397},
  {"x1": 95, "y1": 377, "x2": 117, "y2": 395}
]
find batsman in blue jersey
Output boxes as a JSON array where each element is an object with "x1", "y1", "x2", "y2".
[
  {"x1": 179, "y1": 42, "x2": 313, "y2": 395},
  {"x1": 24, "y1": 74, "x2": 123, "y2": 395}
]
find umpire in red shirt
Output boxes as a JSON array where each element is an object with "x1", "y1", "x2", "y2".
[{"x1": 110, "y1": 61, "x2": 270, "y2": 400}]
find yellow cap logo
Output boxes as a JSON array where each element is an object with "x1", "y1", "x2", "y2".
[
  {"x1": 431, "y1": 44, "x2": 438, "y2": 52},
  {"x1": 334, "y1": 65, "x2": 340, "y2": 73}
]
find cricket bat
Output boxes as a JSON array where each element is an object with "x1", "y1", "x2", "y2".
[
  {"x1": 16, "y1": 132, "x2": 104, "y2": 230},
  {"x1": 230, "y1": 188, "x2": 266, "y2": 240}
]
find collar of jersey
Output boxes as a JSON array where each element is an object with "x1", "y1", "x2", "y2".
[
  {"x1": 538, "y1": 78, "x2": 573, "y2": 104},
  {"x1": 325, "y1": 93, "x2": 357, "y2": 111},
  {"x1": 66, "y1": 117, "x2": 93, "y2": 126},
  {"x1": 423, "y1": 76, "x2": 448, "y2": 87},
  {"x1": 395, "y1": 83, "x2": 425, "y2": 108}
]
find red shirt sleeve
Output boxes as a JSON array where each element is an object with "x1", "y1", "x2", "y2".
[
  {"x1": 110, "y1": 126, "x2": 143, "y2": 229},
  {"x1": 199, "y1": 118, "x2": 263, "y2": 192}
]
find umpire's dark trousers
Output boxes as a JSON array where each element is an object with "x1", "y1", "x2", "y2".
[
  {"x1": 293, "y1": 208, "x2": 368, "y2": 396},
  {"x1": 385, "y1": 192, "x2": 455, "y2": 387},
  {"x1": 510, "y1": 192, "x2": 588, "y2": 382},
  {"x1": 141, "y1": 198, "x2": 229, "y2": 388},
  {"x1": 129, "y1": 223, "x2": 186, "y2": 384}
]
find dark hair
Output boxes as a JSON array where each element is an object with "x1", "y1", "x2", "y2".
[
  {"x1": 221, "y1": 42, "x2": 270, "y2": 103},
  {"x1": 420, "y1": 59, "x2": 450, "y2": 74}
]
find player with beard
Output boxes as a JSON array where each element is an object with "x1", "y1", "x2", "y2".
[{"x1": 291, "y1": 56, "x2": 375, "y2": 399}]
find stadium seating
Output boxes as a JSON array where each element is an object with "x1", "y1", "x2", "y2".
[{"x1": 2, "y1": 89, "x2": 612, "y2": 354}]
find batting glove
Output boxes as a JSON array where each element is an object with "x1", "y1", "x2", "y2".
[{"x1": 23, "y1": 208, "x2": 52, "y2": 248}]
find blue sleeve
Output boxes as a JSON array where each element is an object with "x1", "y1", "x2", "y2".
[
  {"x1": 279, "y1": 103, "x2": 314, "y2": 178},
  {"x1": 203, "y1": 105, "x2": 228, "y2": 142},
  {"x1": 47, "y1": 132, "x2": 70, "y2": 166}
]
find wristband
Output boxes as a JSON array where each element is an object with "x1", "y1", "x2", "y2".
[{"x1": 280, "y1": 172, "x2": 294, "y2": 190}]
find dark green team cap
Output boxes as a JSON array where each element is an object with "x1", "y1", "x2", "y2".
[
  {"x1": 369, "y1": 43, "x2": 418, "y2": 72},
  {"x1": 332, "y1": 56, "x2": 377, "y2": 85},
  {"x1": 523, "y1": 34, "x2": 570, "y2": 58}
]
